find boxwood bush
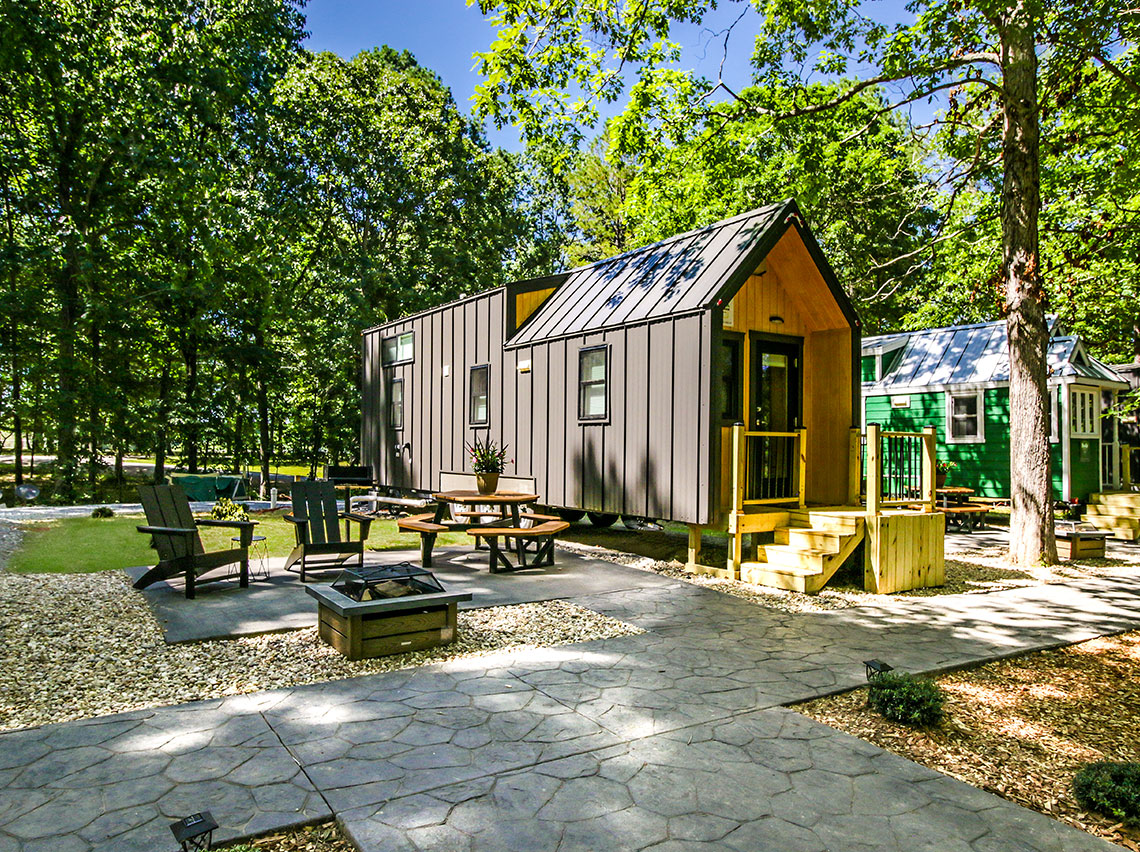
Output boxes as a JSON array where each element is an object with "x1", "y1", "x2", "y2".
[
  {"x1": 1073, "y1": 761, "x2": 1140, "y2": 824},
  {"x1": 867, "y1": 671, "x2": 945, "y2": 727}
]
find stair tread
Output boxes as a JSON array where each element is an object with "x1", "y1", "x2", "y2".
[{"x1": 741, "y1": 561, "x2": 823, "y2": 577}]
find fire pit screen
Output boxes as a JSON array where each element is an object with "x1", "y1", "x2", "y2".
[{"x1": 331, "y1": 562, "x2": 445, "y2": 602}]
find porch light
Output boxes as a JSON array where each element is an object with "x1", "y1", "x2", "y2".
[
  {"x1": 170, "y1": 811, "x2": 217, "y2": 851},
  {"x1": 863, "y1": 659, "x2": 894, "y2": 682},
  {"x1": 769, "y1": 315, "x2": 784, "y2": 325}
]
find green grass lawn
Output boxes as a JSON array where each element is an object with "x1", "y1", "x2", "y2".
[{"x1": 7, "y1": 511, "x2": 468, "y2": 574}]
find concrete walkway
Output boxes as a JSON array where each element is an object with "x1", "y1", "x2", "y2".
[{"x1": 2, "y1": 568, "x2": 1139, "y2": 851}]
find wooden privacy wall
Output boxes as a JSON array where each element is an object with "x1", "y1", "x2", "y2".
[
  {"x1": 863, "y1": 511, "x2": 945, "y2": 593},
  {"x1": 362, "y1": 290, "x2": 714, "y2": 524}
]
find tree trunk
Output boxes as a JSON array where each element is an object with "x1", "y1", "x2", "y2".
[
  {"x1": 88, "y1": 323, "x2": 101, "y2": 492},
  {"x1": 1001, "y1": 4, "x2": 1056, "y2": 564},
  {"x1": 4, "y1": 174, "x2": 23, "y2": 487},
  {"x1": 55, "y1": 258, "x2": 80, "y2": 502},
  {"x1": 183, "y1": 337, "x2": 199, "y2": 473},
  {"x1": 255, "y1": 327, "x2": 272, "y2": 498},
  {"x1": 154, "y1": 360, "x2": 172, "y2": 484}
]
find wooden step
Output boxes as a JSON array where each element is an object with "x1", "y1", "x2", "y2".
[
  {"x1": 1080, "y1": 515, "x2": 1139, "y2": 540},
  {"x1": 1088, "y1": 491, "x2": 1140, "y2": 507},
  {"x1": 774, "y1": 527, "x2": 842, "y2": 553},
  {"x1": 732, "y1": 510, "x2": 791, "y2": 534},
  {"x1": 788, "y1": 510, "x2": 861, "y2": 533},
  {"x1": 1082, "y1": 504, "x2": 1140, "y2": 518},
  {"x1": 740, "y1": 560, "x2": 822, "y2": 593},
  {"x1": 762, "y1": 544, "x2": 828, "y2": 573}
]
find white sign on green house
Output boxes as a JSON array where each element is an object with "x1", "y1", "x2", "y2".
[{"x1": 861, "y1": 318, "x2": 1128, "y2": 501}]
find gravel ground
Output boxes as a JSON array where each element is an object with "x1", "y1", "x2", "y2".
[
  {"x1": 797, "y1": 630, "x2": 1140, "y2": 849},
  {"x1": 0, "y1": 522, "x2": 23, "y2": 571},
  {"x1": 558, "y1": 540, "x2": 1140, "y2": 612},
  {"x1": 0, "y1": 571, "x2": 642, "y2": 732}
]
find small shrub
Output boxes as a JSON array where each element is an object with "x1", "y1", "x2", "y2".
[
  {"x1": 90, "y1": 506, "x2": 115, "y2": 519},
  {"x1": 867, "y1": 671, "x2": 945, "y2": 727},
  {"x1": 209, "y1": 497, "x2": 249, "y2": 522},
  {"x1": 1073, "y1": 761, "x2": 1140, "y2": 825}
]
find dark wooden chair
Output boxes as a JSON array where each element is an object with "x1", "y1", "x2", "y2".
[
  {"x1": 284, "y1": 480, "x2": 374, "y2": 581},
  {"x1": 133, "y1": 483, "x2": 257, "y2": 599}
]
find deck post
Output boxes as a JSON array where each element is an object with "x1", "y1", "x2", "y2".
[
  {"x1": 921, "y1": 426, "x2": 937, "y2": 513},
  {"x1": 848, "y1": 428, "x2": 862, "y2": 506},
  {"x1": 687, "y1": 525, "x2": 702, "y2": 572},
  {"x1": 796, "y1": 427, "x2": 807, "y2": 508},
  {"x1": 1123, "y1": 445, "x2": 1132, "y2": 490},
  {"x1": 866, "y1": 423, "x2": 881, "y2": 516},
  {"x1": 729, "y1": 422, "x2": 746, "y2": 579}
]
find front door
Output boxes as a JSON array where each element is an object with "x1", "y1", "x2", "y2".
[{"x1": 748, "y1": 336, "x2": 803, "y2": 499}]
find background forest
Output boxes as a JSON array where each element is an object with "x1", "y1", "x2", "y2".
[{"x1": 1, "y1": 0, "x2": 1137, "y2": 504}]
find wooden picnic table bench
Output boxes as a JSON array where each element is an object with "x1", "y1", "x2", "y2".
[
  {"x1": 397, "y1": 513, "x2": 449, "y2": 567},
  {"x1": 468, "y1": 520, "x2": 570, "y2": 572},
  {"x1": 942, "y1": 503, "x2": 988, "y2": 532}
]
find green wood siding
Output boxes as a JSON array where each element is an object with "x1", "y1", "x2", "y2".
[
  {"x1": 864, "y1": 388, "x2": 1073, "y2": 499},
  {"x1": 1069, "y1": 437, "x2": 1100, "y2": 499},
  {"x1": 861, "y1": 356, "x2": 876, "y2": 383}
]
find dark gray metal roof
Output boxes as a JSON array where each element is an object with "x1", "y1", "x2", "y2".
[
  {"x1": 508, "y1": 200, "x2": 792, "y2": 345},
  {"x1": 863, "y1": 319, "x2": 1127, "y2": 389}
]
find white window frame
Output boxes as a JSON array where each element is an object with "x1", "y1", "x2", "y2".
[
  {"x1": 1070, "y1": 386, "x2": 1099, "y2": 438},
  {"x1": 1048, "y1": 386, "x2": 1059, "y2": 444},
  {"x1": 946, "y1": 389, "x2": 985, "y2": 444}
]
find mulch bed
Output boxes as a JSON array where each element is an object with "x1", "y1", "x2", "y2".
[
  {"x1": 797, "y1": 630, "x2": 1140, "y2": 849},
  {"x1": 218, "y1": 822, "x2": 353, "y2": 852}
]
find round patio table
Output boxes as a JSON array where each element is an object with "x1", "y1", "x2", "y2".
[{"x1": 430, "y1": 490, "x2": 539, "y2": 529}]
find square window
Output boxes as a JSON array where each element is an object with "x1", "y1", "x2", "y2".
[{"x1": 382, "y1": 331, "x2": 414, "y2": 365}]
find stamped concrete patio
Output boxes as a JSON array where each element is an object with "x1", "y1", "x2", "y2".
[{"x1": 2, "y1": 557, "x2": 1139, "y2": 851}]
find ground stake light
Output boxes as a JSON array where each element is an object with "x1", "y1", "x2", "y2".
[
  {"x1": 169, "y1": 811, "x2": 217, "y2": 851},
  {"x1": 863, "y1": 659, "x2": 894, "y2": 682}
]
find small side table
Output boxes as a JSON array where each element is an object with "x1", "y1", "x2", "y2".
[{"x1": 234, "y1": 535, "x2": 270, "y2": 580}]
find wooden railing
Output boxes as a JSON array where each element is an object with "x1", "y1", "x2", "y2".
[
  {"x1": 1121, "y1": 444, "x2": 1137, "y2": 490},
  {"x1": 731, "y1": 424, "x2": 807, "y2": 509},
  {"x1": 855, "y1": 423, "x2": 937, "y2": 514}
]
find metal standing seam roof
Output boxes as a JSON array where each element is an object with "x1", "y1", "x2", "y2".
[
  {"x1": 507, "y1": 200, "x2": 792, "y2": 346},
  {"x1": 863, "y1": 319, "x2": 1128, "y2": 390}
]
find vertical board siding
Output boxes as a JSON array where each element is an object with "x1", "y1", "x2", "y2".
[
  {"x1": 647, "y1": 321, "x2": 675, "y2": 518},
  {"x1": 547, "y1": 339, "x2": 567, "y2": 507},
  {"x1": 623, "y1": 324, "x2": 651, "y2": 518},
  {"x1": 671, "y1": 316, "x2": 701, "y2": 521},
  {"x1": 603, "y1": 330, "x2": 626, "y2": 515}
]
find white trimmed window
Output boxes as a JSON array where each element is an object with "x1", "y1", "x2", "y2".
[
  {"x1": 1070, "y1": 387, "x2": 1099, "y2": 437},
  {"x1": 382, "y1": 331, "x2": 414, "y2": 365},
  {"x1": 1048, "y1": 387, "x2": 1059, "y2": 444},
  {"x1": 947, "y1": 390, "x2": 985, "y2": 443}
]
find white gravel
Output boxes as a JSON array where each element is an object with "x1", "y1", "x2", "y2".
[
  {"x1": 0, "y1": 571, "x2": 642, "y2": 732},
  {"x1": 0, "y1": 522, "x2": 23, "y2": 571}
]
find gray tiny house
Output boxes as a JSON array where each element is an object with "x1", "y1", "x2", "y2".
[{"x1": 361, "y1": 198, "x2": 862, "y2": 529}]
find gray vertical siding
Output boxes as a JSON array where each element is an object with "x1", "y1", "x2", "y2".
[{"x1": 361, "y1": 292, "x2": 713, "y2": 524}]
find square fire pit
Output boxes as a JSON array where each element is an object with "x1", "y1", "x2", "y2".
[{"x1": 306, "y1": 563, "x2": 473, "y2": 660}]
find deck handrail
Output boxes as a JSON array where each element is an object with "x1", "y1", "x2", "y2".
[
  {"x1": 860, "y1": 423, "x2": 936, "y2": 514},
  {"x1": 731, "y1": 423, "x2": 807, "y2": 510}
]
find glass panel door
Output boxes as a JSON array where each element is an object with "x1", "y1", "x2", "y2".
[{"x1": 748, "y1": 337, "x2": 803, "y2": 499}]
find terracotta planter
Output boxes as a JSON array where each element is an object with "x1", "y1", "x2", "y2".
[
  {"x1": 476, "y1": 473, "x2": 500, "y2": 495},
  {"x1": 936, "y1": 473, "x2": 947, "y2": 489}
]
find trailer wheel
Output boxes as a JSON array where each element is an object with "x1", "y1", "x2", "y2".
[
  {"x1": 556, "y1": 509, "x2": 586, "y2": 523},
  {"x1": 587, "y1": 512, "x2": 619, "y2": 528}
]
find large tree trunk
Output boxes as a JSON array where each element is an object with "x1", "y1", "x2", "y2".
[
  {"x1": 182, "y1": 336, "x2": 200, "y2": 473},
  {"x1": 1001, "y1": 4, "x2": 1056, "y2": 564},
  {"x1": 4, "y1": 174, "x2": 23, "y2": 487},
  {"x1": 254, "y1": 327, "x2": 272, "y2": 498}
]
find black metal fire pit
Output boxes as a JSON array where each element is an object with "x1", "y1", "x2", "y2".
[{"x1": 307, "y1": 562, "x2": 472, "y2": 660}]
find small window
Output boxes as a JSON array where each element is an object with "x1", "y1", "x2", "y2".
[
  {"x1": 947, "y1": 390, "x2": 984, "y2": 443},
  {"x1": 720, "y1": 338, "x2": 743, "y2": 422},
  {"x1": 1071, "y1": 387, "x2": 1098, "y2": 437},
  {"x1": 579, "y1": 346, "x2": 608, "y2": 421},
  {"x1": 389, "y1": 378, "x2": 403, "y2": 430},
  {"x1": 1048, "y1": 387, "x2": 1059, "y2": 443},
  {"x1": 469, "y1": 365, "x2": 489, "y2": 426},
  {"x1": 382, "y1": 331, "x2": 414, "y2": 365}
]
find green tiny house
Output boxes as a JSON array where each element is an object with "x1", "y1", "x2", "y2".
[{"x1": 862, "y1": 319, "x2": 1128, "y2": 501}]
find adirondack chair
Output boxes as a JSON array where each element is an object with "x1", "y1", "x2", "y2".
[
  {"x1": 284, "y1": 480, "x2": 374, "y2": 581},
  {"x1": 133, "y1": 483, "x2": 257, "y2": 599}
]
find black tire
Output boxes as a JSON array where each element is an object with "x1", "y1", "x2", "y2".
[
  {"x1": 587, "y1": 512, "x2": 619, "y2": 528},
  {"x1": 556, "y1": 509, "x2": 586, "y2": 523}
]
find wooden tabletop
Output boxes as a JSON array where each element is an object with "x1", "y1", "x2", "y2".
[
  {"x1": 432, "y1": 490, "x2": 539, "y2": 505},
  {"x1": 936, "y1": 486, "x2": 974, "y2": 496}
]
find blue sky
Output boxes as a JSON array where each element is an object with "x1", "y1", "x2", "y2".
[{"x1": 302, "y1": 1, "x2": 926, "y2": 150}]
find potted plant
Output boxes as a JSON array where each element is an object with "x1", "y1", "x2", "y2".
[
  {"x1": 935, "y1": 459, "x2": 957, "y2": 489},
  {"x1": 466, "y1": 437, "x2": 509, "y2": 494}
]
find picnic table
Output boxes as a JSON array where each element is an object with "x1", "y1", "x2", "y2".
[
  {"x1": 398, "y1": 490, "x2": 568, "y2": 572},
  {"x1": 937, "y1": 487, "x2": 988, "y2": 532}
]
